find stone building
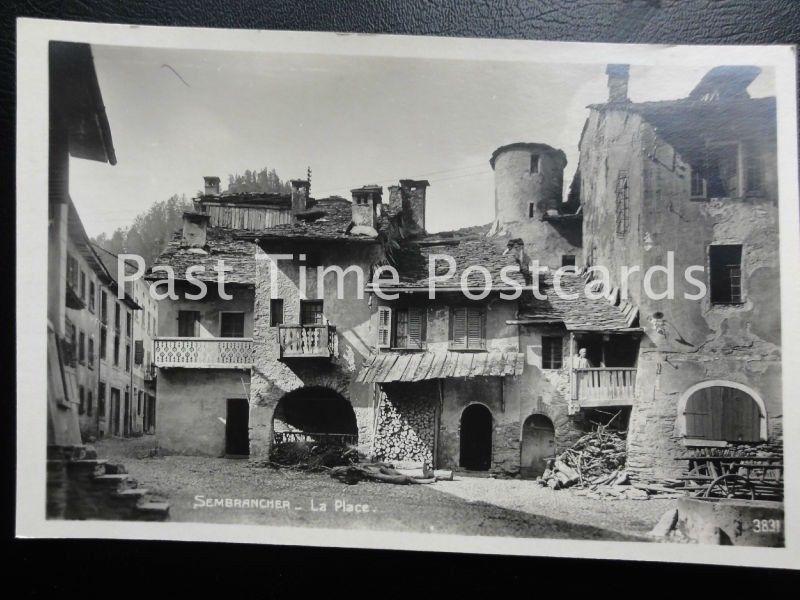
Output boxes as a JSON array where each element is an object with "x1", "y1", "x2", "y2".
[
  {"x1": 574, "y1": 64, "x2": 781, "y2": 478},
  {"x1": 47, "y1": 42, "x2": 117, "y2": 447},
  {"x1": 149, "y1": 63, "x2": 780, "y2": 480}
]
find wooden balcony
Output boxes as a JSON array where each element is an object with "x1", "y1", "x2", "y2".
[
  {"x1": 572, "y1": 368, "x2": 637, "y2": 407},
  {"x1": 154, "y1": 337, "x2": 253, "y2": 369},
  {"x1": 278, "y1": 324, "x2": 336, "y2": 359}
]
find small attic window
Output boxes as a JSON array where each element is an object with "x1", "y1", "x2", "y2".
[{"x1": 530, "y1": 154, "x2": 540, "y2": 174}]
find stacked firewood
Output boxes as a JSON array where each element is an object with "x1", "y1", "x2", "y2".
[{"x1": 373, "y1": 398, "x2": 435, "y2": 465}]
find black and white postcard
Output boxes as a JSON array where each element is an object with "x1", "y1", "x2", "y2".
[{"x1": 15, "y1": 18, "x2": 800, "y2": 569}]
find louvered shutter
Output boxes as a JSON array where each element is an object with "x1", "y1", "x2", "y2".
[
  {"x1": 451, "y1": 308, "x2": 467, "y2": 349},
  {"x1": 377, "y1": 306, "x2": 392, "y2": 349},
  {"x1": 407, "y1": 308, "x2": 425, "y2": 349},
  {"x1": 134, "y1": 340, "x2": 144, "y2": 365},
  {"x1": 466, "y1": 308, "x2": 484, "y2": 349}
]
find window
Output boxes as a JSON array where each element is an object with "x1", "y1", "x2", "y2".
[
  {"x1": 113, "y1": 335, "x2": 120, "y2": 366},
  {"x1": 270, "y1": 299, "x2": 284, "y2": 327},
  {"x1": 530, "y1": 154, "x2": 540, "y2": 174},
  {"x1": 178, "y1": 310, "x2": 200, "y2": 337},
  {"x1": 528, "y1": 203, "x2": 535, "y2": 218},
  {"x1": 709, "y1": 245, "x2": 743, "y2": 304},
  {"x1": 126, "y1": 311, "x2": 132, "y2": 337},
  {"x1": 746, "y1": 153, "x2": 763, "y2": 195},
  {"x1": 615, "y1": 170, "x2": 630, "y2": 236},
  {"x1": 393, "y1": 307, "x2": 426, "y2": 349},
  {"x1": 377, "y1": 306, "x2": 392, "y2": 349},
  {"x1": 99, "y1": 326, "x2": 107, "y2": 360},
  {"x1": 114, "y1": 303, "x2": 121, "y2": 331},
  {"x1": 541, "y1": 336, "x2": 564, "y2": 370},
  {"x1": 88, "y1": 336, "x2": 95, "y2": 369},
  {"x1": 300, "y1": 301, "x2": 324, "y2": 326},
  {"x1": 63, "y1": 320, "x2": 77, "y2": 367},
  {"x1": 78, "y1": 331, "x2": 86, "y2": 364},
  {"x1": 561, "y1": 255, "x2": 576, "y2": 268},
  {"x1": 87, "y1": 390, "x2": 93, "y2": 416},
  {"x1": 692, "y1": 142, "x2": 741, "y2": 199},
  {"x1": 78, "y1": 385, "x2": 85, "y2": 414},
  {"x1": 137, "y1": 391, "x2": 142, "y2": 415},
  {"x1": 79, "y1": 271, "x2": 86, "y2": 300},
  {"x1": 450, "y1": 307, "x2": 485, "y2": 350},
  {"x1": 134, "y1": 340, "x2": 144, "y2": 365},
  {"x1": 89, "y1": 281, "x2": 96, "y2": 312},
  {"x1": 66, "y1": 254, "x2": 78, "y2": 288},
  {"x1": 100, "y1": 290, "x2": 108, "y2": 324},
  {"x1": 220, "y1": 312, "x2": 245, "y2": 338},
  {"x1": 125, "y1": 344, "x2": 131, "y2": 372},
  {"x1": 98, "y1": 382, "x2": 106, "y2": 416}
]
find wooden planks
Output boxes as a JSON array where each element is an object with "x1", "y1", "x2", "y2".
[{"x1": 357, "y1": 350, "x2": 524, "y2": 383}]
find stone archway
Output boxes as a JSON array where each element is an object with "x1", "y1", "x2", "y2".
[
  {"x1": 520, "y1": 414, "x2": 556, "y2": 479},
  {"x1": 676, "y1": 380, "x2": 767, "y2": 442},
  {"x1": 272, "y1": 386, "x2": 358, "y2": 445}
]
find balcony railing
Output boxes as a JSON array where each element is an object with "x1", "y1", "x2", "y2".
[
  {"x1": 154, "y1": 337, "x2": 253, "y2": 369},
  {"x1": 573, "y1": 367, "x2": 637, "y2": 407},
  {"x1": 278, "y1": 324, "x2": 336, "y2": 359}
]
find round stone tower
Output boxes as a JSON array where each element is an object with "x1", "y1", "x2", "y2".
[
  {"x1": 491, "y1": 142, "x2": 567, "y2": 223},
  {"x1": 490, "y1": 142, "x2": 581, "y2": 270}
]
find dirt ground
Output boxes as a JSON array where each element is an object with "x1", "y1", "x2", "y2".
[{"x1": 96, "y1": 437, "x2": 673, "y2": 541}]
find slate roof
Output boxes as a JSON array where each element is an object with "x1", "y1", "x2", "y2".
[
  {"x1": 518, "y1": 273, "x2": 639, "y2": 332},
  {"x1": 380, "y1": 223, "x2": 526, "y2": 290},
  {"x1": 236, "y1": 196, "x2": 391, "y2": 243},
  {"x1": 147, "y1": 227, "x2": 259, "y2": 285},
  {"x1": 357, "y1": 350, "x2": 525, "y2": 384},
  {"x1": 589, "y1": 96, "x2": 776, "y2": 165}
]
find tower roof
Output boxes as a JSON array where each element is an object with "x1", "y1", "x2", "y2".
[{"x1": 490, "y1": 142, "x2": 567, "y2": 169}]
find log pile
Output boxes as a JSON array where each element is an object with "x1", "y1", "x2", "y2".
[
  {"x1": 537, "y1": 426, "x2": 627, "y2": 490},
  {"x1": 373, "y1": 397, "x2": 435, "y2": 465},
  {"x1": 258, "y1": 441, "x2": 360, "y2": 471},
  {"x1": 330, "y1": 463, "x2": 453, "y2": 486}
]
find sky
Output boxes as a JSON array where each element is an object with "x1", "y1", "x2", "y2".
[{"x1": 69, "y1": 45, "x2": 775, "y2": 237}]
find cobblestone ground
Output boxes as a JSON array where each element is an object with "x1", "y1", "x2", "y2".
[{"x1": 96, "y1": 437, "x2": 667, "y2": 541}]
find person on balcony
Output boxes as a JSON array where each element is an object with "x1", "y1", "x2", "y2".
[{"x1": 574, "y1": 347, "x2": 593, "y2": 368}]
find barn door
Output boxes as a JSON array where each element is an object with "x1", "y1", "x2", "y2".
[{"x1": 684, "y1": 385, "x2": 761, "y2": 442}]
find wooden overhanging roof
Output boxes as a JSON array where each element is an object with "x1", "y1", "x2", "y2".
[{"x1": 357, "y1": 350, "x2": 524, "y2": 384}]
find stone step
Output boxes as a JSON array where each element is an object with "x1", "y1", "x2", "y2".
[
  {"x1": 113, "y1": 488, "x2": 150, "y2": 499},
  {"x1": 67, "y1": 458, "x2": 108, "y2": 469},
  {"x1": 136, "y1": 501, "x2": 170, "y2": 521},
  {"x1": 92, "y1": 474, "x2": 136, "y2": 488}
]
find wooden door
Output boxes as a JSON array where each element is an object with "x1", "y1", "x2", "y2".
[
  {"x1": 226, "y1": 398, "x2": 250, "y2": 456},
  {"x1": 521, "y1": 414, "x2": 556, "y2": 478}
]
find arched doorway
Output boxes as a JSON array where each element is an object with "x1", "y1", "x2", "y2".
[
  {"x1": 678, "y1": 381, "x2": 765, "y2": 442},
  {"x1": 520, "y1": 414, "x2": 555, "y2": 479},
  {"x1": 273, "y1": 386, "x2": 358, "y2": 445},
  {"x1": 460, "y1": 404, "x2": 493, "y2": 471}
]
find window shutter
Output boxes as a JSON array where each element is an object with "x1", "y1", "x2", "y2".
[
  {"x1": 407, "y1": 308, "x2": 425, "y2": 349},
  {"x1": 377, "y1": 306, "x2": 392, "y2": 349},
  {"x1": 134, "y1": 340, "x2": 144, "y2": 365},
  {"x1": 451, "y1": 308, "x2": 467, "y2": 349},
  {"x1": 466, "y1": 308, "x2": 484, "y2": 349}
]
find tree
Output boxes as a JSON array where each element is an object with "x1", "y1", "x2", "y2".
[
  {"x1": 227, "y1": 166, "x2": 292, "y2": 194},
  {"x1": 92, "y1": 194, "x2": 193, "y2": 267}
]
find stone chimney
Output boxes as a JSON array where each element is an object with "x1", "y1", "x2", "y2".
[
  {"x1": 203, "y1": 176, "x2": 221, "y2": 196},
  {"x1": 606, "y1": 64, "x2": 630, "y2": 103},
  {"x1": 181, "y1": 212, "x2": 210, "y2": 248},
  {"x1": 291, "y1": 179, "x2": 310, "y2": 214},
  {"x1": 388, "y1": 185, "x2": 402, "y2": 215},
  {"x1": 351, "y1": 185, "x2": 382, "y2": 234},
  {"x1": 399, "y1": 179, "x2": 429, "y2": 232}
]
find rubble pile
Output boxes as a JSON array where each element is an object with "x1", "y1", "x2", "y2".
[
  {"x1": 373, "y1": 398, "x2": 435, "y2": 465},
  {"x1": 261, "y1": 441, "x2": 360, "y2": 471},
  {"x1": 536, "y1": 426, "x2": 685, "y2": 500}
]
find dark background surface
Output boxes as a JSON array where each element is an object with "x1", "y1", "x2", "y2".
[{"x1": 3, "y1": 0, "x2": 800, "y2": 593}]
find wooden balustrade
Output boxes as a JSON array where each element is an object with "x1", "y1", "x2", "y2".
[{"x1": 573, "y1": 367, "x2": 637, "y2": 407}]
